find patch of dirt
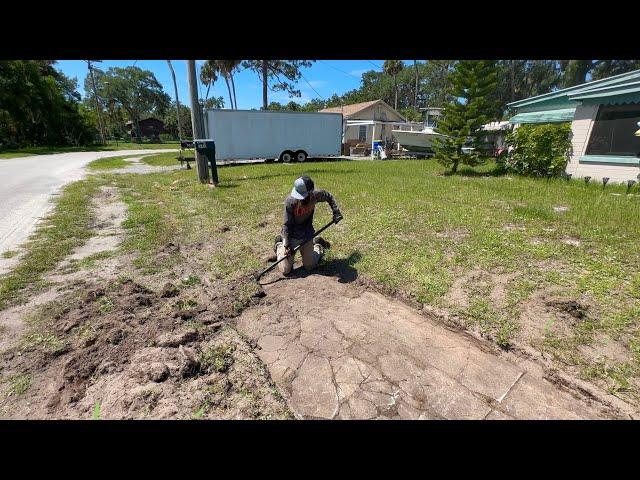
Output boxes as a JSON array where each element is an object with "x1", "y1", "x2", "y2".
[
  {"x1": 515, "y1": 290, "x2": 591, "y2": 343},
  {"x1": 0, "y1": 277, "x2": 290, "y2": 419},
  {"x1": 502, "y1": 223, "x2": 526, "y2": 232},
  {"x1": 0, "y1": 181, "x2": 289, "y2": 419},
  {"x1": 71, "y1": 187, "x2": 126, "y2": 261},
  {"x1": 578, "y1": 333, "x2": 634, "y2": 365},
  {"x1": 0, "y1": 289, "x2": 61, "y2": 354},
  {"x1": 443, "y1": 268, "x2": 518, "y2": 310},
  {"x1": 0, "y1": 249, "x2": 24, "y2": 276},
  {"x1": 561, "y1": 237, "x2": 582, "y2": 247}
]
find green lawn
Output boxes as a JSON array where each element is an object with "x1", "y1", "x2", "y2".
[
  {"x1": 87, "y1": 155, "x2": 141, "y2": 170},
  {"x1": 0, "y1": 141, "x2": 179, "y2": 159},
  {"x1": 140, "y1": 151, "x2": 181, "y2": 167},
  {"x1": 4, "y1": 157, "x2": 640, "y2": 403}
]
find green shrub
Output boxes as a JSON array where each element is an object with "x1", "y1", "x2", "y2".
[{"x1": 501, "y1": 123, "x2": 572, "y2": 177}]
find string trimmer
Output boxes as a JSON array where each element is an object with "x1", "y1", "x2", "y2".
[{"x1": 255, "y1": 219, "x2": 337, "y2": 283}]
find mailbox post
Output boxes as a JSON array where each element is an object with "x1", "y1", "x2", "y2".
[{"x1": 194, "y1": 139, "x2": 218, "y2": 185}]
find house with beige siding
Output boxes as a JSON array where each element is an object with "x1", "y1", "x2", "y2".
[
  {"x1": 319, "y1": 100, "x2": 415, "y2": 154},
  {"x1": 507, "y1": 69, "x2": 640, "y2": 183}
]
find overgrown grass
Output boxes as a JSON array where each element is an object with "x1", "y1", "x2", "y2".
[
  {"x1": 0, "y1": 177, "x2": 103, "y2": 309},
  {"x1": 0, "y1": 142, "x2": 179, "y2": 159}
]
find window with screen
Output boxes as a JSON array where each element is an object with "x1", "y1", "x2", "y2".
[
  {"x1": 585, "y1": 104, "x2": 640, "y2": 156},
  {"x1": 358, "y1": 125, "x2": 367, "y2": 142}
]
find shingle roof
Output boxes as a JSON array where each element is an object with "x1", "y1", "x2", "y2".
[{"x1": 319, "y1": 99, "x2": 387, "y2": 117}]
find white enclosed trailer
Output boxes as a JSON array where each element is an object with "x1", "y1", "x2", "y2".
[{"x1": 203, "y1": 109, "x2": 343, "y2": 162}]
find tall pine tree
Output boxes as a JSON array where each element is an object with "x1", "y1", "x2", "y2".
[{"x1": 432, "y1": 60, "x2": 498, "y2": 173}]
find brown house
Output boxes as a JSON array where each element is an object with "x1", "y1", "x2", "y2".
[
  {"x1": 319, "y1": 99, "x2": 408, "y2": 154},
  {"x1": 125, "y1": 118, "x2": 166, "y2": 142}
]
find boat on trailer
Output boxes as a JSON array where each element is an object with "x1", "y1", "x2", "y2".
[{"x1": 392, "y1": 107, "x2": 447, "y2": 157}]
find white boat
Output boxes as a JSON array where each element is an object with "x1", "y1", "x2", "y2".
[{"x1": 392, "y1": 126, "x2": 448, "y2": 154}]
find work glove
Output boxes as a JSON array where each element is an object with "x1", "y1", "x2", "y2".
[
  {"x1": 284, "y1": 245, "x2": 293, "y2": 257},
  {"x1": 333, "y1": 210, "x2": 344, "y2": 224}
]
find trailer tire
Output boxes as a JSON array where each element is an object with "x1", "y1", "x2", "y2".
[
  {"x1": 280, "y1": 151, "x2": 294, "y2": 163},
  {"x1": 294, "y1": 150, "x2": 308, "y2": 162}
]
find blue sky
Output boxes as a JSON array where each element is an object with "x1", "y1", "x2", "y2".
[{"x1": 56, "y1": 60, "x2": 394, "y2": 109}]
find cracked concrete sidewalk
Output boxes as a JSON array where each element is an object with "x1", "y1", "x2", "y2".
[{"x1": 236, "y1": 274, "x2": 619, "y2": 420}]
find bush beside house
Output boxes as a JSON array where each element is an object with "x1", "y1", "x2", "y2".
[{"x1": 500, "y1": 123, "x2": 572, "y2": 177}]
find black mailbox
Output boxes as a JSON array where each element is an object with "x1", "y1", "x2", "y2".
[{"x1": 193, "y1": 139, "x2": 218, "y2": 184}]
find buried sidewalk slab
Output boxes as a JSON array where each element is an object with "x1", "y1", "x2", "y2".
[{"x1": 236, "y1": 274, "x2": 618, "y2": 420}]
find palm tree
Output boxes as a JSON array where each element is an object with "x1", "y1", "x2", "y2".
[
  {"x1": 222, "y1": 60, "x2": 242, "y2": 109},
  {"x1": 203, "y1": 60, "x2": 239, "y2": 109},
  {"x1": 166, "y1": 60, "x2": 183, "y2": 141},
  {"x1": 217, "y1": 60, "x2": 242, "y2": 109},
  {"x1": 383, "y1": 60, "x2": 404, "y2": 111},
  {"x1": 199, "y1": 61, "x2": 219, "y2": 105}
]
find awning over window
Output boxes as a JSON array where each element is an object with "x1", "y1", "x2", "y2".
[{"x1": 508, "y1": 108, "x2": 576, "y2": 124}]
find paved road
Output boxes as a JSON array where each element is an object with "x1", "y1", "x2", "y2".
[{"x1": 0, "y1": 150, "x2": 176, "y2": 270}]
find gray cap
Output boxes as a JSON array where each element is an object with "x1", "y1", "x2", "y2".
[{"x1": 290, "y1": 176, "x2": 314, "y2": 200}]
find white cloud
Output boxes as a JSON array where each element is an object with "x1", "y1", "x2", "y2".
[{"x1": 348, "y1": 69, "x2": 367, "y2": 77}]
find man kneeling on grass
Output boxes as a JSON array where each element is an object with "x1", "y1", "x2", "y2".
[{"x1": 274, "y1": 175, "x2": 343, "y2": 275}]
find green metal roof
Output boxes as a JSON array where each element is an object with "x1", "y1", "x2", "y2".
[
  {"x1": 507, "y1": 69, "x2": 640, "y2": 112},
  {"x1": 508, "y1": 108, "x2": 576, "y2": 124},
  {"x1": 569, "y1": 81, "x2": 640, "y2": 105}
]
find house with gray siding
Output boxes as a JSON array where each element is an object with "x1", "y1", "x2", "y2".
[{"x1": 507, "y1": 69, "x2": 640, "y2": 183}]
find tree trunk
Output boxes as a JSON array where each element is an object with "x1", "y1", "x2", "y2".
[
  {"x1": 134, "y1": 117, "x2": 142, "y2": 142},
  {"x1": 574, "y1": 60, "x2": 592, "y2": 86},
  {"x1": 394, "y1": 76, "x2": 398, "y2": 111},
  {"x1": 510, "y1": 59, "x2": 515, "y2": 103},
  {"x1": 230, "y1": 74, "x2": 238, "y2": 110},
  {"x1": 413, "y1": 60, "x2": 419, "y2": 107},
  {"x1": 87, "y1": 60, "x2": 106, "y2": 145},
  {"x1": 166, "y1": 60, "x2": 183, "y2": 141},
  {"x1": 262, "y1": 60, "x2": 268, "y2": 109},
  {"x1": 223, "y1": 75, "x2": 234, "y2": 109}
]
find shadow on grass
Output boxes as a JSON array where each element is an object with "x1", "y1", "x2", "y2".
[
  {"x1": 259, "y1": 250, "x2": 361, "y2": 286},
  {"x1": 445, "y1": 165, "x2": 505, "y2": 177}
]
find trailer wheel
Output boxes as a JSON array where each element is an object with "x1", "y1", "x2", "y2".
[
  {"x1": 280, "y1": 151, "x2": 294, "y2": 163},
  {"x1": 294, "y1": 150, "x2": 308, "y2": 162}
]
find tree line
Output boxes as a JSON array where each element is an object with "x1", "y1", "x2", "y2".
[{"x1": 1, "y1": 59, "x2": 639, "y2": 150}]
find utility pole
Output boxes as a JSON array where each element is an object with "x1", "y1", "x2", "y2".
[
  {"x1": 262, "y1": 60, "x2": 268, "y2": 109},
  {"x1": 167, "y1": 60, "x2": 183, "y2": 141},
  {"x1": 187, "y1": 60, "x2": 210, "y2": 183},
  {"x1": 86, "y1": 60, "x2": 106, "y2": 145}
]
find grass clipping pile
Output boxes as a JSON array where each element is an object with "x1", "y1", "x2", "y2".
[{"x1": 1, "y1": 272, "x2": 291, "y2": 419}]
